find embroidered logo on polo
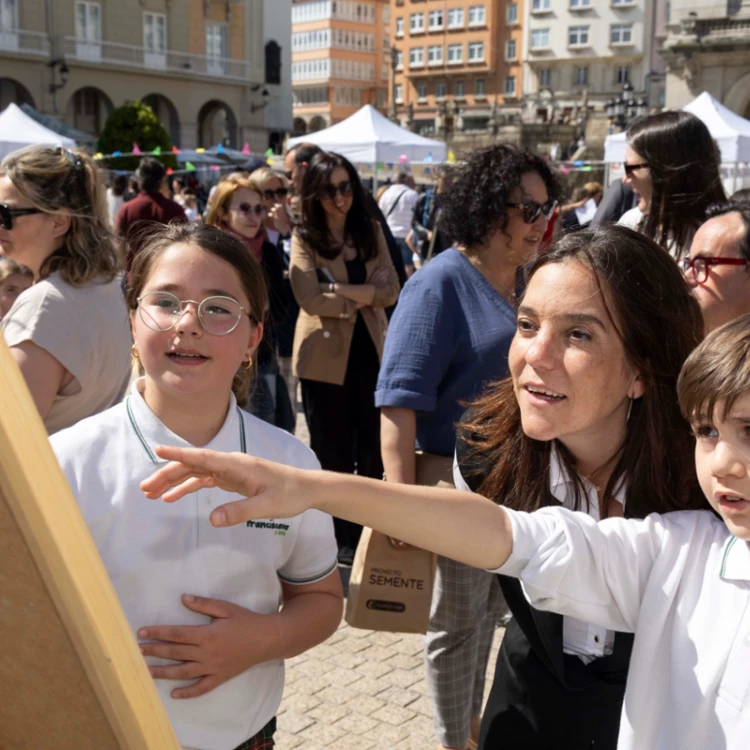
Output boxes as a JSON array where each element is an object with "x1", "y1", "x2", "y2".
[{"x1": 247, "y1": 519, "x2": 290, "y2": 536}]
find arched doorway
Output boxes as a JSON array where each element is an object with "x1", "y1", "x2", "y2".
[
  {"x1": 142, "y1": 93, "x2": 180, "y2": 146},
  {"x1": 309, "y1": 115, "x2": 327, "y2": 133},
  {"x1": 0, "y1": 78, "x2": 35, "y2": 110},
  {"x1": 64, "y1": 87, "x2": 113, "y2": 137},
  {"x1": 292, "y1": 117, "x2": 307, "y2": 136},
  {"x1": 197, "y1": 100, "x2": 237, "y2": 148}
]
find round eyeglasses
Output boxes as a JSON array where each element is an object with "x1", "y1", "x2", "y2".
[
  {"x1": 678, "y1": 256, "x2": 750, "y2": 284},
  {"x1": 137, "y1": 291, "x2": 255, "y2": 336}
]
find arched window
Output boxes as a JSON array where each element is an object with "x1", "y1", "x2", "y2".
[{"x1": 265, "y1": 40, "x2": 281, "y2": 85}]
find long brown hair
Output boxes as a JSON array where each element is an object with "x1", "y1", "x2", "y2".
[
  {"x1": 627, "y1": 111, "x2": 726, "y2": 256},
  {"x1": 1, "y1": 145, "x2": 119, "y2": 285},
  {"x1": 126, "y1": 223, "x2": 267, "y2": 406},
  {"x1": 462, "y1": 225, "x2": 707, "y2": 519},
  {"x1": 296, "y1": 151, "x2": 377, "y2": 262}
]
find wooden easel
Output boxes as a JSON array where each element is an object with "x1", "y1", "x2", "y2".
[{"x1": 0, "y1": 334, "x2": 178, "y2": 749}]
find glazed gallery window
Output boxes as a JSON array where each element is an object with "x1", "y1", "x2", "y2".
[
  {"x1": 568, "y1": 25, "x2": 589, "y2": 46},
  {"x1": 447, "y1": 43, "x2": 463, "y2": 63},
  {"x1": 531, "y1": 28, "x2": 549, "y2": 49},
  {"x1": 467, "y1": 41, "x2": 484, "y2": 61},
  {"x1": 448, "y1": 8, "x2": 464, "y2": 28},
  {"x1": 468, "y1": 5, "x2": 486, "y2": 26},
  {"x1": 410, "y1": 13, "x2": 425, "y2": 33}
]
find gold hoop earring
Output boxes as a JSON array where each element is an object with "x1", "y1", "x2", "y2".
[
  {"x1": 131, "y1": 344, "x2": 140, "y2": 360},
  {"x1": 240, "y1": 357, "x2": 253, "y2": 371}
]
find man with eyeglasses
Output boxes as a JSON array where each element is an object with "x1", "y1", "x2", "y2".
[{"x1": 682, "y1": 202, "x2": 750, "y2": 333}]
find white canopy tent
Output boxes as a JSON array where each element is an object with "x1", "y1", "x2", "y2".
[
  {"x1": 288, "y1": 105, "x2": 447, "y2": 165},
  {"x1": 0, "y1": 103, "x2": 75, "y2": 160},
  {"x1": 604, "y1": 91, "x2": 750, "y2": 164}
]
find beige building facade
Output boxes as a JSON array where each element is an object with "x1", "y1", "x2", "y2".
[
  {"x1": 291, "y1": 0, "x2": 391, "y2": 134},
  {"x1": 662, "y1": 1, "x2": 750, "y2": 117},
  {"x1": 390, "y1": 0, "x2": 525, "y2": 137},
  {"x1": 0, "y1": 0, "x2": 271, "y2": 150}
]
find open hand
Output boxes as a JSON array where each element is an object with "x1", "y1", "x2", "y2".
[
  {"x1": 138, "y1": 594, "x2": 278, "y2": 699},
  {"x1": 140, "y1": 447, "x2": 311, "y2": 527}
]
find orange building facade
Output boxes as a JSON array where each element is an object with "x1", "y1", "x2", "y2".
[
  {"x1": 291, "y1": 0, "x2": 391, "y2": 134},
  {"x1": 391, "y1": 0, "x2": 524, "y2": 136}
]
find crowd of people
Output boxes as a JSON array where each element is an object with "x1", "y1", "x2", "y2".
[{"x1": 1, "y1": 107, "x2": 750, "y2": 750}]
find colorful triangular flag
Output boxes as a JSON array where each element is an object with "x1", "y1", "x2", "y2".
[
  {"x1": 152, "y1": 146, "x2": 162, "y2": 156},
  {"x1": 195, "y1": 148, "x2": 206, "y2": 154},
  {"x1": 94, "y1": 152, "x2": 103, "y2": 160},
  {"x1": 166, "y1": 167, "x2": 174, "y2": 175},
  {"x1": 185, "y1": 161, "x2": 196, "y2": 172},
  {"x1": 242, "y1": 142, "x2": 251, "y2": 155},
  {"x1": 172, "y1": 145, "x2": 181, "y2": 154},
  {"x1": 112, "y1": 150, "x2": 122, "y2": 157},
  {"x1": 217, "y1": 144, "x2": 225, "y2": 154},
  {"x1": 264, "y1": 148, "x2": 274, "y2": 157},
  {"x1": 447, "y1": 150, "x2": 456, "y2": 163},
  {"x1": 210, "y1": 165, "x2": 221, "y2": 171},
  {"x1": 132, "y1": 143, "x2": 142, "y2": 155}
]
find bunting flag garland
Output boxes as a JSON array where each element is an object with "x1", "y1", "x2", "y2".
[
  {"x1": 217, "y1": 144, "x2": 225, "y2": 154},
  {"x1": 172, "y1": 145, "x2": 181, "y2": 154},
  {"x1": 94, "y1": 153, "x2": 104, "y2": 160},
  {"x1": 210, "y1": 165, "x2": 221, "y2": 171},
  {"x1": 424, "y1": 153, "x2": 433, "y2": 163},
  {"x1": 264, "y1": 148, "x2": 274, "y2": 157},
  {"x1": 132, "y1": 143, "x2": 142, "y2": 155},
  {"x1": 398, "y1": 154, "x2": 408, "y2": 164},
  {"x1": 166, "y1": 167, "x2": 174, "y2": 175},
  {"x1": 152, "y1": 146, "x2": 162, "y2": 156},
  {"x1": 195, "y1": 148, "x2": 206, "y2": 154},
  {"x1": 185, "y1": 161, "x2": 196, "y2": 172},
  {"x1": 112, "y1": 151, "x2": 122, "y2": 157},
  {"x1": 241, "y1": 143, "x2": 251, "y2": 155},
  {"x1": 447, "y1": 150, "x2": 456, "y2": 164}
]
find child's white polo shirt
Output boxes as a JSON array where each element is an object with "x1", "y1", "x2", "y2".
[
  {"x1": 492, "y1": 506, "x2": 750, "y2": 750},
  {"x1": 50, "y1": 382, "x2": 338, "y2": 750}
]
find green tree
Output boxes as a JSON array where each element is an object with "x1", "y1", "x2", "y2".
[{"x1": 97, "y1": 100, "x2": 177, "y2": 171}]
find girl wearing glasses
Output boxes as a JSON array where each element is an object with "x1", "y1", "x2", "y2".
[
  {"x1": 49, "y1": 222, "x2": 343, "y2": 750},
  {"x1": 291, "y1": 151, "x2": 399, "y2": 565},
  {"x1": 0, "y1": 145, "x2": 131, "y2": 433},
  {"x1": 619, "y1": 111, "x2": 726, "y2": 258},
  {"x1": 375, "y1": 144, "x2": 557, "y2": 750},
  {"x1": 206, "y1": 175, "x2": 294, "y2": 432}
]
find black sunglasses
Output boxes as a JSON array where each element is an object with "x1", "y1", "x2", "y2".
[
  {"x1": 321, "y1": 181, "x2": 353, "y2": 200},
  {"x1": 0, "y1": 203, "x2": 43, "y2": 231},
  {"x1": 506, "y1": 199, "x2": 557, "y2": 224},
  {"x1": 624, "y1": 162, "x2": 649, "y2": 176},
  {"x1": 263, "y1": 187, "x2": 288, "y2": 201},
  {"x1": 235, "y1": 202, "x2": 265, "y2": 217}
]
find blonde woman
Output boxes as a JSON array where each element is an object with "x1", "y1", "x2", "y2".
[
  {"x1": 205, "y1": 175, "x2": 294, "y2": 431},
  {"x1": 0, "y1": 145, "x2": 131, "y2": 433}
]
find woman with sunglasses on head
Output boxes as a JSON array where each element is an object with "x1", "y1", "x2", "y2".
[
  {"x1": 619, "y1": 111, "x2": 726, "y2": 258},
  {"x1": 205, "y1": 175, "x2": 294, "y2": 432},
  {"x1": 0, "y1": 145, "x2": 131, "y2": 433},
  {"x1": 375, "y1": 144, "x2": 558, "y2": 750},
  {"x1": 291, "y1": 151, "x2": 399, "y2": 564}
]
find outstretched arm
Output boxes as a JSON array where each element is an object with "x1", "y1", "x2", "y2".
[{"x1": 141, "y1": 447, "x2": 513, "y2": 571}]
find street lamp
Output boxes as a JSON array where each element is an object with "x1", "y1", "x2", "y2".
[
  {"x1": 607, "y1": 81, "x2": 646, "y2": 132},
  {"x1": 250, "y1": 88, "x2": 270, "y2": 114},
  {"x1": 47, "y1": 58, "x2": 69, "y2": 113},
  {"x1": 389, "y1": 45, "x2": 399, "y2": 122}
]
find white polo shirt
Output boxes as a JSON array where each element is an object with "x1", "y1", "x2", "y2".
[
  {"x1": 454, "y1": 448, "x2": 625, "y2": 662},
  {"x1": 492, "y1": 506, "x2": 750, "y2": 750},
  {"x1": 50, "y1": 381, "x2": 338, "y2": 750}
]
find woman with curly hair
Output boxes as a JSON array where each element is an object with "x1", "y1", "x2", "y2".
[
  {"x1": 0, "y1": 145, "x2": 131, "y2": 433},
  {"x1": 375, "y1": 144, "x2": 559, "y2": 750}
]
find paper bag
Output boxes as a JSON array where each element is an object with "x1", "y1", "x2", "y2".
[{"x1": 345, "y1": 527, "x2": 437, "y2": 634}]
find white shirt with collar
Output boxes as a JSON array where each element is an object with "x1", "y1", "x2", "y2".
[
  {"x1": 50, "y1": 380, "x2": 338, "y2": 750},
  {"x1": 454, "y1": 447, "x2": 625, "y2": 663},
  {"x1": 491, "y1": 506, "x2": 750, "y2": 750}
]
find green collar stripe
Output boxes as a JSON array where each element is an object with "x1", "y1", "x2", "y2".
[
  {"x1": 126, "y1": 397, "x2": 158, "y2": 463},
  {"x1": 720, "y1": 536, "x2": 738, "y2": 578},
  {"x1": 126, "y1": 397, "x2": 246, "y2": 463}
]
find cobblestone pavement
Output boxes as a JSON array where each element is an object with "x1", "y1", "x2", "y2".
[{"x1": 273, "y1": 401, "x2": 505, "y2": 749}]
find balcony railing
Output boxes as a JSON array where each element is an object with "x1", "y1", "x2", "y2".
[
  {"x1": 0, "y1": 29, "x2": 50, "y2": 56},
  {"x1": 62, "y1": 37, "x2": 250, "y2": 81}
]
